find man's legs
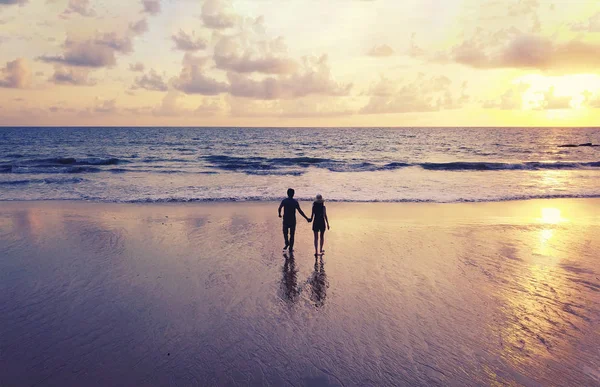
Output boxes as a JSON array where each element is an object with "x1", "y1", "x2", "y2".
[{"x1": 283, "y1": 223, "x2": 290, "y2": 249}]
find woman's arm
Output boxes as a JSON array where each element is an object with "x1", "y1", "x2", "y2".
[{"x1": 324, "y1": 207, "x2": 330, "y2": 229}]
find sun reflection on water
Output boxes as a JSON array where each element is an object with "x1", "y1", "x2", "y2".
[{"x1": 540, "y1": 208, "x2": 564, "y2": 225}]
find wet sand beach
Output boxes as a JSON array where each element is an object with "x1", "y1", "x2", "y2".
[{"x1": 1, "y1": 200, "x2": 599, "y2": 386}]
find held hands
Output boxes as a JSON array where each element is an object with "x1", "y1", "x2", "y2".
[{"x1": 306, "y1": 217, "x2": 312, "y2": 223}]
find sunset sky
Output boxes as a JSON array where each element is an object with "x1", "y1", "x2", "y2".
[{"x1": 2, "y1": 0, "x2": 600, "y2": 126}]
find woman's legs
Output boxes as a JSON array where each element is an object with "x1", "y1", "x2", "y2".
[
  {"x1": 320, "y1": 230, "x2": 325, "y2": 252},
  {"x1": 313, "y1": 231, "x2": 319, "y2": 255}
]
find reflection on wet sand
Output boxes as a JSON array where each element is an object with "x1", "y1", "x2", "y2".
[
  {"x1": 487, "y1": 206, "x2": 600, "y2": 385},
  {"x1": 281, "y1": 252, "x2": 299, "y2": 303},
  {"x1": 0, "y1": 200, "x2": 599, "y2": 386},
  {"x1": 309, "y1": 255, "x2": 328, "y2": 307}
]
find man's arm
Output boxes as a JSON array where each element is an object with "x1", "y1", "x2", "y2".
[
  {"x1": 278, "y1": 201, "x2": 284, "y2": 217},
  {"x1": 324, "y1": 207, "x2": 330, "y2": 229},
  {"x1": 297, "y1": 202, "x2": 309, "y2": 221}
]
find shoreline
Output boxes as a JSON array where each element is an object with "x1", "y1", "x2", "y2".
[{"x1": 1, "y1": 197, "x2": 599, "y2": 220}]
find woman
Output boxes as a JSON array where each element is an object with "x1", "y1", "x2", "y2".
[{"x1": 309, "y1": 194, "x2": 330, "y2": 256}]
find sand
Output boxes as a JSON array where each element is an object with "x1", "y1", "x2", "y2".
[{"x1": 0, "y1": 199, "x2": 599, "y2": 386}]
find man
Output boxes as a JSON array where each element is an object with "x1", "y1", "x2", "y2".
[{"x1": 278, "y1": 188, "x2": 310, "y2": 251}]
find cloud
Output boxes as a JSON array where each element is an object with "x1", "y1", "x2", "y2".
[
  {"x1": 142, "y1": 0, "x2": 160, "y2": 15},
  {"x1": 182, "y1": 52, "x2": 210, "y2": 68},
  {"x1": 153, "y1": 90, "x2": 183, "y2": 116},
  {"x1": 407, "y1": 33, "x2": 426, "y2": 57},
  {"x1": 451, "y1": 34, "x2": 600, "y2": 73},
  {"x1": 153, "y1": 90, "x2": 223, "y2": 116},
  {"x1": 129, "y1": 62, "x2": 145, "y2": 72},
  {"x1": 94, "y1": 98, "x2": 117, "y2": 114},
  {"x1": 228, "y1": 95, "x2": 354, "y2": 118},
  {"x1": 367, "y1": 44, "x2": 394, "y2": 57},
  {"x1": 173, "y1": 62, "x2": 229, "y2": 95},
  {"x1": 0, "y1": 58, "x2": 31, "y2": 88},
  {"x1": 95, "y1": 32, "x2": 133, "y2": 53},
  {"x1": 213, "y1": 33, "x2": 297, "y2": 74},
  {"x1": 201, "y1": 0, "x2": 237, "y2": 29},
  {"x1": 228, "y1": 55, "x2": 351, "y2": 99},
  {"x1": 38, "y1": 27, "x2": 141, "y2": 68},
  {"x1": 581, "y1": 90, "x2": 600, "y2": 108},
  {"x1": 133, "y1": 69, "x2": 168, "y2": 91},
  {"x1": 571, "y1": 12, "x2": 600, "y2": 32},
  {"x1": 195, "y1": 99, "x2": 223, "y2": 115},
  {"x1": 536, "y1": 86, "x2": 572, "y2": 110},
  {"x1": 361, "y1": 74, "x2": 463, "y2": 114},
  {"x1": 129, "y1": 19, "x2": 148, "y2": 36},
  {"x1": 172, "y1": 30, "x2": 207, "y2": 52},
  {"x1": 0, "y1": 0, "x2": 27, "y2": 6},
  {"x1": 50, "y1": 66, "x2": 93, "y2": 85},
  {"x1": 482, "y1": 83, "x2": 530, "y2": 110},
  {"x1": 63, "y1": 0, "x2": 94, "y2": 17}
]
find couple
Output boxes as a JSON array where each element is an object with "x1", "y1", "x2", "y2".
[{"x1": 278, "y1": 188, "x2": 330, "y2": 256}]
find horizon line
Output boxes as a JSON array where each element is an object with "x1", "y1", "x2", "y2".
[{"x1": 2, "y1": 126, "x2": 600, "y2": 129}]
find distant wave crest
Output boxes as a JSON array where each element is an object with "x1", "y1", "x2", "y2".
[
  {"x1": 0, "y1": 157, "x2": 130, "y2": 174},
  {"x1": 202, "y1": 156, "x2": 600, "y2": 174},
  {"x1": 2, "y1": 154, "x2": 600, "y2": 175}
]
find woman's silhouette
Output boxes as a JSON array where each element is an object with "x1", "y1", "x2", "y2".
[{"x1": 309, "y1": 194, "x2": 330, "y2": 256}]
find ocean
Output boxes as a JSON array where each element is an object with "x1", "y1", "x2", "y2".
[{"x1": 1, "y1": 127, "x2": 599, "y2": 202}]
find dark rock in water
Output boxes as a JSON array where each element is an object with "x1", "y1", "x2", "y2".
[{"x1": 579, "y1": 143, "x2": 593, "y2": 147}]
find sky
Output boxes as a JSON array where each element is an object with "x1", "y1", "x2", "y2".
[{"x1": 1, "y1": 0, "x2": 600, "y2": 126}]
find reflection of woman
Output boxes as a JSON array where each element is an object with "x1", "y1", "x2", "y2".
[
  {"x1": 309, "y1": 255, "x2": 328, "y2": 307},
  {"x1": 309, "y1": 194, "x2": 330, "y2": 256}
]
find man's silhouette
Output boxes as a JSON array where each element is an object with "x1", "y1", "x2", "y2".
[{"x1": 278, "y1": 188, "x2": 309, "y2": 251}]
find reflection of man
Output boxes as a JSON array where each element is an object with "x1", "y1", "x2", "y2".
[
  {"x1": 281, "y1": 253, "x2": 299, "y2": 303},
  {"x1": 278, "y1": 188, "x2": 309, "y2": 251}
]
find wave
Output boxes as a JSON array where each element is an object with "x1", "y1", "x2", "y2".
[
  {"x1": 6, "y1": 166, "x2": 105, "y2": 174},
  {"x1": 0, "y1": 157, "x2": 132, "y2": 174},
  {"x1": 142, "y1": 157, "x2": 191, "y2": 163},
  {"x1": 420, "y1": 161, "x2": 600, "y2": 171},
  {"x1": 202, "y1": 155, "x2": 600, "y2": 173},
  {"x1": 32, "y1": 157, "x2": 127, "y2": 166},
  {"x1": 0, "y1": 177, "x2": 86, "y2": 186},
  {"x1": 2, "y1": 154, "x2": 600, "y2": 175},
  {"x1": 558, "y1": 143, "x2": 599, "y2": 148},
  {"x1": 3, "y1": 193, "x2": 600, "y2": 204}
]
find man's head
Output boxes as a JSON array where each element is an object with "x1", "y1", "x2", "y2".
[{"x1": 287, "y1": 188, "x2": 295, "y2": 198}]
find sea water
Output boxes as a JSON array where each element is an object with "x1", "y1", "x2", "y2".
[{"x1": 1, "y1": 127, "x2": 599, "y2": 202}]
